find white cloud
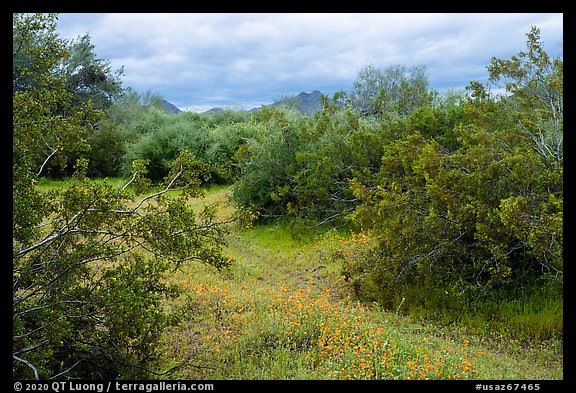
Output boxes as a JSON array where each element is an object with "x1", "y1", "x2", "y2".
[{"x1": 55, "y1": 12, "x2": 563, "y2": 110}]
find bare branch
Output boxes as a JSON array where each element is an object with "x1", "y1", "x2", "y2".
[
  {"x1": 13, "y1": 340, "x2": 49, "y2": 356},
  {"x1": 14, "y1": 167, "x2": 187, "y2": 260},
  {"x1": 14, "y1": 300, "x2": 91, "y2": 318},
  {"x1": 121, "y1": 170, "x2": 141, "y2": 191},
  {"x1": 130, "y1": 165, "x2": 183, "y2": 212},
  {"x1": 37, "y1": 148, "x2": 58, "y2": 177},
  {"x1": 13, "y1": 354, "x2": 40, "y2": 380},
  {"x1": 50, "y1": 359, "x2": 83, "y2": 380},
  {"x1": 15, "y1": 210, "x2": 86, "y2": 259}
]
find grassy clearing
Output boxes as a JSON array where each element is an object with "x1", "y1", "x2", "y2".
[
  {"x1": 36, "y1": 176, "x2": 127, "y2": 190},
  {"x1": 33, "y1": 179, "x2": 563, "y2": 380},
  {"x1": 160, "y1": 187, "x2": 563, "y2": 380}
]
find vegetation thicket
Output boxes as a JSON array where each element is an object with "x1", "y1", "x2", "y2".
[
  {"x1": 13, "y1": 13, "x2": 562, "y2": 380},
  {"x1": 13, "y1": 13, "x2": 232, "y2": 379}
]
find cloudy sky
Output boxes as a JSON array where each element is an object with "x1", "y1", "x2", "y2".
[{"x1": 55, "y1": 13, "x2": 563, "y2": 112}]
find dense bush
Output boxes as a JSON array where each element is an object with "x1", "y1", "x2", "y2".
[
  {"x1": 120, "y1": 108, "x2": 207, "y2": 180},
  {"x1": 346, "y1": 124, "x2": 562, "y2": 293},
  {"x1": 342, "y1": 28, "x2": 562, "y2": 325},
  {"x1": 230, "y1": 28, "x2": 563, "y2": 331},
  {"x1": 231, "y1": 91, "x2": 465, "y2": 228},
  {"x1": 231, "y1": 104, "x2": 382, "y2": 226},
  {"x1": 115, "y1": 107, "x2": 255, "y2": 183},
  {"x1": 231, "y1": 107, "x2": 303, "y2": 219}
]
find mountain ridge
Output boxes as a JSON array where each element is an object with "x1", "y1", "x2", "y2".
[
  {"x1": 269, "y1": 90, "x2": 323, "y2": 116},
  {"x1": 160, "y1": 99, "x2": 182, "y2": 114},
  {"x1": 163, "y1": 90, "x2": 325, "y2": 116}
]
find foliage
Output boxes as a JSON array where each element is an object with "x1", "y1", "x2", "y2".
[
  {"x1": 348, "y1": 128, "x2": 562, "y2": 298},
  {"x1": 162, "y1": 219, "x2": 561, "y2": 380},
  {"x1": 109, "y1": 103, "x2": 254, "y2": 183},
  {"x1": 58, "y1": 33, "x2": 124, "y2": 111},
  {"x1": 14, "y1": 15, "x2": 562, "y2": 379},
  {"x1": 84, "y1": 122, "x2": 127, "y2": 178},
  {"x1": 13, "y1": 13, "x2": 100, "y2": 237},
  {"x1": 84, "y1": 89, "x2": 173, "y2": 178},
  {"x1": 350, "y1": 64, "x2": 433, "y2": 117},
  {"x1": 14, "y1": 165, "x2": 232, "y2": 380},
  {"x1": 30, "y1": 27, "x2": 125, "y2": 178},
  {"x1": 13, "y1": 13, "x2": 232, "y2": 379},
  {"x1": 51, "y1": 33, "x2": 126, "y2": 176},
  {"x1": 344, "y1": 28, "x2": 562, "y2": 320},
  {"x1": 231, "y1": 107, "x2": 304, "y2": 219},
  {"x1": 204, "y1": 121, "x2": 260, "y2": 181},
  {"x1": 231, "y1": 91, "x2": 463, "y2": 229},
  {"x1": 486, "y1": 26, "x2": 563, "y2": 167},
  {"x1": 231, "y1": 102, "x2": 369, "y2": 226},
  {"x1": 13, "y1": 13, "x2": 67, "y2": 94}
]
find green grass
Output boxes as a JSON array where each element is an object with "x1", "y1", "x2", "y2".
[
  {"x1": 160, "y1": 197, "x2": 563, "y2": 380},
  {"x1": 32, "y1": 179, "x2": 563, "y2": 380},
  {"x1": 36, "y1": 176, "x2": 128, "y2": 191}
]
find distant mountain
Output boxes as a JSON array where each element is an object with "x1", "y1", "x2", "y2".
[
  {"x1": 160, "y1": 99, "x2": 182, "y2": 114},
  {"x1": 199, "y1": 90, "x2": 325, "y2": 116},
  {"x1": 270, "y1": 90, "x2": 323, "y2": 116},
  {"x1": 202, "y1": 107, "x2": 225, "y2": 114}
]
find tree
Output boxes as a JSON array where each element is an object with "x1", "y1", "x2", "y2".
[
  {"x1": 231, "y1": 99, "x2": 389, "y2": 228},
  {"x1": 13, "y1": 13, "x2": 67, "y2": 94},
  {"x1": 483, "y1": 26, "x2": 562, "y2": 167},
  {"x1": 351, "y1": 64, "x2": 432, "y2": 117},
  {"x1": 346, "y1": 28, "x2": 562, "y2": 314},
  {"x1": 58, "y1": 33, "x2": 124, "y2": 111},
  {"x1": 231, "y1": 107, "x2": 303, "y2": 219},
  {"x1": 13, "y1": 13, "x2": 232, "y2": 379},
  {"x1": 42, "y1": 33, "x2": 125, "y2": 177}
]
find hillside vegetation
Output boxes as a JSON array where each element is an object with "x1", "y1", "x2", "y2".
[{"x1": 13, "y1": 14, "x2": 562, "y2": 380}]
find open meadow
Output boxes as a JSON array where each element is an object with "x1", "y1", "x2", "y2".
[{"x1": 149, "y1": 185, "x2": 562, "y2": 380}]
